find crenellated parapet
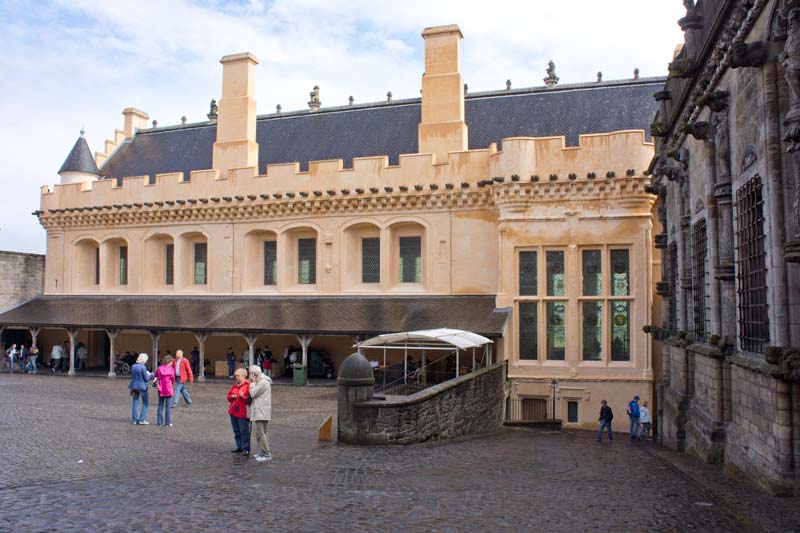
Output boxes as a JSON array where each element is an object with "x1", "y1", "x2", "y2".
[{"x1": 38, "y1": 130, "x2": 654, "y2": 228}]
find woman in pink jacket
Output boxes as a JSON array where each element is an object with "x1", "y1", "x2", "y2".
[{"x1": 154, "y1": 355, "x2": 176, "y2": 427}]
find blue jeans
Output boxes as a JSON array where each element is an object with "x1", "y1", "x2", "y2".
[
  {"x1": 230, "y1": 415, "x2": 250, "y2": 452},
  {"x1": 598, "y1": 420, "x2": 613, "y2": 441},
  {"x1": 629, "y1": 417, "x2": 641, "y2": 439},
  {"x1": 172, "y1": 381, "x2": 192, "y2": 406},
  {"x1": 8, "y1": 356, "x2": 14, "y2": 373},
  {"x1": 27, "y1": 356, "x2": 38, "y2": 373},
  {"x1": 227, "y1": 357, "x2": 235, "y2": 377},
  {"x1": 18, "y1": 358, "x2": 25, "y2": 372},
  {"x1": 157, "y1": 396, "x2": 172, "y2": 426},
  {"x1": 131, "y1": 390, "x2": 148, "y2": 423}
]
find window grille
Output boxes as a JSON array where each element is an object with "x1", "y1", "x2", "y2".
[
  {"x1": 298, "y1": 238, "x2": 316, "y2": 284},
  {"x1": 546, "y1": 301, "x2": 566, "y2": 360},
  {"x1": 519, "y1": 251, "x2": 537, "y2": 296},
  {"x1": 582, "y1": 250, "x2": 601, "y2": 296},
  {"x1": 667, "y1": 242, "x2": 678, "y2": 333},
  {"x1": 546, "y1": 251, "x2": 565, "y2": 296},
  {"x1": 518, "y1": 302, "x2": 537, "y2": 360},
  {"x1": 165, "y1": 244, "x2": 174, "y2": 285},
  {"x1": 263, "y1": 241, "x2": 277, "y2": 285},
  {"x1": 119, "y1": 246, "x2": 128, "y2": 286},
  {"x1": 361, "y1": 238, "x2": 380, "y2": 283},
  {"x1": 194, "y1": 242, "x2": 207, "y2": 285},
  {"x1": 691, "y1": 219, "x2": 708, "y2": 341},
  {"x1": 399, "y1": 236, "x2": 422, "y2": 283},
  {"x1": 735, "y1": 176, "x2": 769, "y2": 353}
]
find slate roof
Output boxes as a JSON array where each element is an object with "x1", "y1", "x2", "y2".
[
  {"x1": 99, "y1": 77, "x2": 664, "y2": 179},
  {"x1": 59, "y1": 135, "x2": 100, "y2": 175},
  {"x1": 0, "y1": 295, "x2": 509, "y2": 337}
]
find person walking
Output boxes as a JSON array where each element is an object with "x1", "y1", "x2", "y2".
[
  {"x1": 155, "y1": 355, "x2": 176, "y2": 427},
  {"x1": 27, "y1": 345, "x2": 39, "y2": 374},
  {"x1": 76, "y1": 343, "x2": 89, "y2": 371},
  {"x1": 50, "y1": 342, "x2": 63, "y2": 373},
  {"x1": 128, "y1": 353, "x2": 154, "y2": 425},
  {"x1": 6, "y1": 344, "x2": 18, "y2": 373},
  {"x1": 171, "y1": 350, "x2": 194, "y2": 408},
  {"x1": 627, "y1": 395, "x2": 641, "y2": 441},
  {"x1": 640, "y1": 401, "x2": 652, "y2": 442},
  {"x1": 226, "y1": 347, "x2": 235, "y2": 379},
  {"x1": 248, "y1": 365, "x2": 272, "y2": 462},
  {"x1": 18, "y1": 345, "x2": 29, "y2": 373},
  {"x1": 262, "y1": 345, "x2": 274, "y2": 377},
  {"x1": 597, "y1": 399, "x2": 614, "y2": 442},
  {"x1": 227, "y1": 368, "x2": 251, "y2": 456}
]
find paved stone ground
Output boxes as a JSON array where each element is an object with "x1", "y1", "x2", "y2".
[{"x1": 0, "y1": 374, "x2": 798, "y2": 532}]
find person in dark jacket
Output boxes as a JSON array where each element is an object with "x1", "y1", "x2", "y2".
[
  {"x1": 128, "y1": 353, "x2": 154, "y2": 425},
  {"x1": 597, "y1": 399, "x2": 614, "y2": 442}
]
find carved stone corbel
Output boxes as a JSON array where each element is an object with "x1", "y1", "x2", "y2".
[{"x1": 729, "y1": 40, "x2": 768, "y2": 68}]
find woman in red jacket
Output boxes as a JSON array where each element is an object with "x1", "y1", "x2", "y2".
[{"x1": 227, "y1": 368, "x2": 250, "y2": 456}]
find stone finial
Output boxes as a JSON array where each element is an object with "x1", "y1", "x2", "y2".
[
  {"x1": 464, "y1": 83, "x2": 468, "y2": 97},
  {"x1": 152, "y1": 120, "x2": 158, "y2": 128},
  {"x1": 181, "y1": 115, "x2": 187, "y2": 125},
  {"x1": 506, "y1": 79, "x2": 512, "y2": 91},
  {"x1": 207, "y1": 99, "x2": 218, "y2": 121},
  {"x1": 276, "y1": 104, "x2": 282, "y2": 114},
  {"x1": 634, "y1": 68, "x2": 640, "y2": 79},
  {"x1": 683, "y1": 0, "x2": 695, "y2": 12},
  {"x1": 386, "y1": 91, "x2": 392, "y2": 102},
  {"x1": 348, "y1": 95, "x2": 354, "y2": 105},
  {"x1": 80, "y1": 126, "x2": 85, "y2": 137},
  {"x1": 597, "y1": 71, "x2": 603, "y2": 82},
  {"x1": 308, "y1": 85, "x2": 321, "y2": 111},
  {"x1": 544, "y1": 60, "x2": 559, "y2": 88}
]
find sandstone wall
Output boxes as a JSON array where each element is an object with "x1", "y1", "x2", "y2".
[{"x1": 0, "y1": 251, "x2": 45, "y2": 312}]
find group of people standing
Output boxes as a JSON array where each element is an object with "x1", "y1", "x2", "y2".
[
  {"x1": 128, "y1": 349, "x2": 193, "y2": 427},
  {"x1": 226, "y1": 345, "x2": 275, "y2": 379},
  {"x1": 5, "y1": 343, "x2": 41, "y2": 374},
  {"x1": 127, "y1": 349, "x2": 273, "y2": 462},
  {"x1": 597, "y1": 395, "x2": 652, "y2": 443}
]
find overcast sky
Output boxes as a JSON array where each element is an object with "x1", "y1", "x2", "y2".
[{"x1": 0, "y1": 0, "x2": 685, "y2": 254}]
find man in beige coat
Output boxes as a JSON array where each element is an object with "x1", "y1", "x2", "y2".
[{"x1": 248, "y1": 365, "x2": 272, "y2": 462}]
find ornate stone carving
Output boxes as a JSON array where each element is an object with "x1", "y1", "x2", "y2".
[
  {"x1": 308, "y1": 86, "x2": 321, "y2": 111},
  {"x1": 684, "y1": 121, "x2": 710, "y2": 140},
  {"x1": 780, "y1": 2, "x2": 800, "y2": 256},
  {"x1": 729, "y1": 40, "x2": 768, "y2": 68},
  {"x1": 543, "y1": 61, "x2": 559, "y2": 88},
  {"x1": 740, "y1": 147, "x2": 758, "y2": 172},
  {"x1": 206, "y1": 99, "x2": 218, "y2": 121}
]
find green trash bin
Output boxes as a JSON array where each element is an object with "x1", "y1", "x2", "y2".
[{"x1": 293, "y1": 364, "x2": 307, "y2": 386}]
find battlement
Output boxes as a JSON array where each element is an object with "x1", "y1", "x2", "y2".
[{"x1": 40, "y1": 130, "x2": 653, "y2": 213}]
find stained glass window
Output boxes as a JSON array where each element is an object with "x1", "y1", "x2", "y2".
[
  {"x1": 519, "y1": 251, "x2": 537, "y2": 296},
  {"x1": 119, "y1": 246, "x2": 128, "y2": 286},
  {"x1": 611, "y1": 300, "x2": 630, "y2": 361},
  {"x1": 582, "y1": 250, "x2": 601, "y2": 296},
  {"x1": 298, "y1": 238, "x2": 316, "y2": 284},
  {"x1": 519, "y1": 302, "x2": 537, "y2": 360},
  {"x1": 399, "y1": 236, "x2": 422, "y2": 283},
  {"x1": 582, "y1": 301, "x2": 602, "y2": 361},
  {"x1": 546, "y1": 251, "x2": 565, "y2": 296},
  {"x1": 263, "y1": 240, "x2": 277, "y2": 285},
  {"x1": 546, "y1": 301, "x2": 566, "y2": 360},
  {"x1": 362, "y1": 238, "x2": 380, "y2": 283},
  {"x1": 165, "y1": 244, "x2": 174, "y2": 285},
  {"x1": 194, "y1": 243, "x2": 207, "y2": 285},
  {"x1": 610, "y1": 249, "x2": 630, "y2": 296}
]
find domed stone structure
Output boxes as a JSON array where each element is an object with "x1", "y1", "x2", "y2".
[{"x1": 337, "y1": 352, "x2": 375, "y2": 386}]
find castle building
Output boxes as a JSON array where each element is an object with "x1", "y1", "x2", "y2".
[
  {"x1": 0, "y1": 25, "x2": 662, "y2": 431},
  {"x1": 649, "y1": 0, "x2": 800, "y2": 494}
]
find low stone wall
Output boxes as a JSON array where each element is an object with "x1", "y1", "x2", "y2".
[
  {"x1": 338, "y1": 362, "x2": 506, "y2": 445},
  {"x1": 657, "y1": 340, "x2": 800, "y2": 495}
]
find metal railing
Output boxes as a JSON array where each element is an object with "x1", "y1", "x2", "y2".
[{"x1": 373, "y1": 357, "x2": 486, "y2": 396}]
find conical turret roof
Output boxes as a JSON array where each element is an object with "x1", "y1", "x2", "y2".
[{"x1": 58, "y1": 132, "x2": 99, "y2": 175}]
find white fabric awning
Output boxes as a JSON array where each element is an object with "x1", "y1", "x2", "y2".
[{"x1": 356, "y1": 328, "x2": 493, "y2": 351}]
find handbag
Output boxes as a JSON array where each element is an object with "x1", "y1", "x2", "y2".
[{"x1": 151, "y1": 378, "x2": 158, "y2": 389}]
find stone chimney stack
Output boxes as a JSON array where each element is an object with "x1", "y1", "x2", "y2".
[
  {"x1": 122, "y1": 108, "x2": 150, "y2": 137},
  {"x1": 212, "y1": 52, "x2": 259, "y2": 176},
  {"x1": 418, "y1": 25, "x2": 468, "y2": 163}
]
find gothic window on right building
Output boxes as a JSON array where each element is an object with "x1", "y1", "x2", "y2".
[
  {"x1": 691, "y1": 219, "x2": 709, "y2": 342},
  {"x1": 735, "y1": 176, "x2": 769, "y2": 353}
]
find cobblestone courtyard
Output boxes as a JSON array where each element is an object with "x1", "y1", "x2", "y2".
[{"x1": 0, "y1": 374, "x2": 798, "y2": 532}]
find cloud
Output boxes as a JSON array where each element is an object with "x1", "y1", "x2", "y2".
[{"x1": 0, "y1": 0, "x2": 685, "y2": 253}]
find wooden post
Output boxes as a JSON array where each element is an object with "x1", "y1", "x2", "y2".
[
  {"x1": 243, "y1": 332, "x2": 258, "y2": 369},
  {"x1": 150, "y1": 330, "x2": 161, "y2": 372},
  {"x1": 106, "y1": 328, "x2": 119, "y2": 378},
  {"x1": 194, "y1": 332, "x2": 208, "y2": 381},
  {"x1": 295, "y1": 334, "x2": 313, "y2": 386}
]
